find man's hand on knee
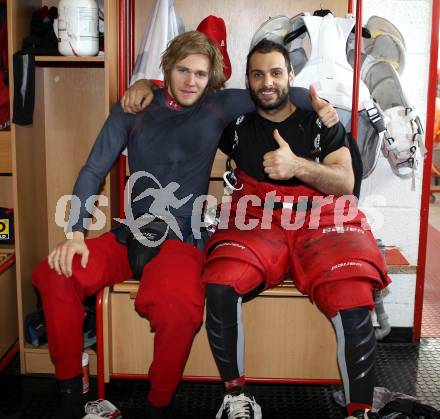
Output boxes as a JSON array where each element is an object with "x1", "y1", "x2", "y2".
[{"x1": 48, "y1": 232, "x2": 89, "y2": 277}]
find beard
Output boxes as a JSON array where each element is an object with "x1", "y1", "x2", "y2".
[{"x1": 249, "y1": 84, "x2": 289, "y2": 111}]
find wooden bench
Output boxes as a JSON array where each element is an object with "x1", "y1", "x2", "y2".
[{"x1": 95, "y1": 247, "x2": 415, "y2": 398}]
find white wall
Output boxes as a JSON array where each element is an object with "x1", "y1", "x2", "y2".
[
  {"x1": 172, "y1": 0, "x2": 348, "y2": 89},
  {"x1": 359, "y1": 0, "x2": 432, "y2": 261},
  {"x1": 359, "y1": 0, "x2": 433, "y2": 328}
]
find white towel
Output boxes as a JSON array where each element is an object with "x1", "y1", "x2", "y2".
[{"x1": 130, "y1": 0, "x2": 184, "y2": 85}]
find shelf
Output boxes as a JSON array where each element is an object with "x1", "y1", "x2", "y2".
[
  {"x1": 0, "y1": 131, "x2": 11, "y2": 174},
  {"x1": 35, "y1": 56, "x2": 105, "y2": 68},
  {"x1": 10, "y1": 0, "x2": 119, "y2": 376},
  {"x1": 35, "y1": 55, "x2": 104, "y2": 62},
  {"x1": 23, "y1": 344, "x2": 98, "y2": 375},
  {"x1": 384, "y1": 248, "x2": 417, "y2": 274},
  {"x1": 24, "y1": 343, "x2": 96, "y2": 355}
]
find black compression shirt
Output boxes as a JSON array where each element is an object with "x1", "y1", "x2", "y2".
[{"x1": 219, "y1": 108, "x2": 347, "y2": 186}]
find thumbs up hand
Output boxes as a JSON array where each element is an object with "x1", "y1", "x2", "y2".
[
  {"x1": 309, "y1": 85, "x2": 340, "y2": 128},
  {"x1": 263, "y1": 129, "x2": 302, "y2": 180},
  {"x1": 272, "y1": 128, "x2": 290, "y2": 149}
]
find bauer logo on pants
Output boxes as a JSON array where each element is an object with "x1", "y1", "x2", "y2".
[{"x1": 0, "y1": 218, "x2": 9, "y2": 240}]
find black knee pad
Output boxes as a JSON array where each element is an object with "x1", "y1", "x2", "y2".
[
  {"x1": 205, "y1": 283, "x2": 265, "y2": 382},
  {"x1": 206, "y1": 284, "x2": 239, "y2": 330},
  {"x1": 340, "y1": 306, "x2": 376, "y2": 352}
]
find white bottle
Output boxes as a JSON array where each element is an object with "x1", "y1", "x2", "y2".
[{"x1": 57, "y1": 0, "x2": 99, "y2": 56}]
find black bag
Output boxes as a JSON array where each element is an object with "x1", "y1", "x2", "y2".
[
  {"x1": 379, "y1": 398, "x2": 440, "y2": 419},
  {"x1": 21, "y1": 6, "x2": 58, "y2": 55},
  {"x1": 12, "y1": 6, "x2": 58, "y2": 126}
]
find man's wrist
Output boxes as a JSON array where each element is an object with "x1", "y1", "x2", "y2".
[
  {"x1": 72, "y1": 231, "x2": 85, "y2": 241},
  {"x1": 146, "y1": 79, "x2": 159, "y2": 90},
  {"x1": 294, "y1": 156, "x2": 309, "y2": 179}
]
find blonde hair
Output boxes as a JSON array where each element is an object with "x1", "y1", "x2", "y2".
[{"x1": 161, "y1": 31, "x2": 226, "y2": 91}]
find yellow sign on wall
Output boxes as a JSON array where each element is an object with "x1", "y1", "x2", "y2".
[{"x1": 0, "y1": 219, "x2": 10, "y2": 240}]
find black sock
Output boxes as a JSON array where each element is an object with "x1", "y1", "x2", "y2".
[
  {"x1": 146, "y1": 400, "x2": 167, "y2": 419},
  {"x1": 57, "y1": 375, "x2": 83, "y2": 396},
  {"x1": 55, "y1": 376, "x2": 84, "y2": 419}
]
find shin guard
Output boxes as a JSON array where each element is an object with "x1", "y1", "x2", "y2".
[
  {"x1": 206, "y1": 284, "x2": 244, "y2": 383},
  {"x1": 332, "y1": 306, "x2": 376, "y2": 415}
]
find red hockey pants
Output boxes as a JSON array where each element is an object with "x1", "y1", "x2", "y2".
[{"x1": 32, "y1": 232, "x2": 204, "y2": 406}]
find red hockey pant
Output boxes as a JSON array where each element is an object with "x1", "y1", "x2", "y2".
[{"x1": 32, "y1": 232, "x2": 204, "y2": 406}]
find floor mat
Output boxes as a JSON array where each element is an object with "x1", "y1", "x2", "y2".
[{"x1": 1, "y1": 340, "x2": 440, "y2": 418}]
